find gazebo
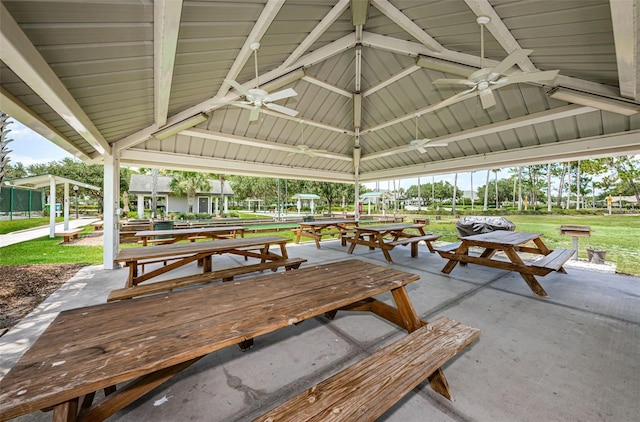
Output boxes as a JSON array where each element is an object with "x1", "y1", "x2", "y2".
[
  {"x1": 291, "y1": 193, "x2": 320, "y2": 215},
  {"x1": 1, "y1": 2, "x2": 639, "y2": 268},
  {"x1": 6, "y1": 174, "x2": 101, "y2": 237}
]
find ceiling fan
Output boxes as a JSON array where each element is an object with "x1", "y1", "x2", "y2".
[
  {"x1": 225, "y1": 42, "x2": 299, "y2": 122},
  {"x1": 432, "y1": 15, "x2": 559, "y2": 110},
  {"x1": 409, "y1": 114, "x2": 448, "y2": 153},
  {"x1": 287, "y1": 121, "x2": 327, "y2": 157}
]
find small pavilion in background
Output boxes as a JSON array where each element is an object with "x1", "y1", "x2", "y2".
[
  {"x1": 6, "y1": 174, "x2": 101, "y2": 237},
  {"x1": 292, "y1": 193, "x2": 320, "y2": 215}
]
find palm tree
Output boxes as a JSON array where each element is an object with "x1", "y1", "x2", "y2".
[
  {"x1": 169, "y1": 171, "x2": 212, "y2": 213},
  {"x1": 0, "y1": 112, "x2": 13, "y2": 185}
]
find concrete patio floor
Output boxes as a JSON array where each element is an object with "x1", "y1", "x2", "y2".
[{"x1": 2, "y1": 239, "x2": 639, "y2": 421}]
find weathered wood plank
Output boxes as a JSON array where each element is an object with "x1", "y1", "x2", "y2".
[
  {"x1": 254, "y1": 317, "x2": 480, "y2": 421},
  {"x1": 0, "y1": 260, "x2": 421, "y2": 420}
]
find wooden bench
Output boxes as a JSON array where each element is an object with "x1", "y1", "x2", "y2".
[
  {"x1": 387, "y1": 234, "x2": 441, "y2": 255},
  {"x1": 137, "y1": 237, "x2": 176, "y2": 245},
  {"x1": 531, "y1": 248, "x2": 574, "y2": 271},
  {"x1": 434, "y1": 242, "x2": 462, "y2": 254},
  {"x1": 107, "y1": 257, "x2": 308, "y2": 301},
  {"x1": 255, "y1": 316, "x2": 480, "y2": 421},
  {"x1": 90, "y1": 221, "x2": 104, "y2": 231},
  {"x1": 55, "y1": 228, "x2": 83, "y2": 243}
]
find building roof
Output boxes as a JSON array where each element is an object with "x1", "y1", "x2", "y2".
[
  {"x1": 129, "y1": 174, "x2": 234, "y2": 196},
  {"x1": 1, "y1": 1, "x2": 639, "y2": 184},
  {"x1": 7, "y1": 174, "x2": 101, "y2": 191}
]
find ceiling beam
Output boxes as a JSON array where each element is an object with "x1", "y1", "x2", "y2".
[
  {"x1": 360, "y1": 129, "x2": 640, "y2": 182},
  {"x1": 229, "y1": 103, "x2": 353, "y2": 135},
  {"x1": 609, "y1": 0, "x2": 639, "y2": 100},
  {"x1": 361, "y1": 105, "x2": 597, "y2": 161},
  {"x1": 370, "y1": 0, "x2": 445, "y2": 53},
  {"x1": 302, "y1": 75, "x2": 352, "y2": 97},
  {"x1": 113, "y1": 34, "x2": 356, "y2": 152},
  {"x1": 464, "y1": 0, "x2": 536, "y2": 72},
  {"x1": 0, "y1": 88, "x2": 92, "y2": 161},
  {"x1": 182, "y1": 128, "x2": 352, "y2": 161},
  {"x1": 217, "y1": 0, "x2": 284, "y2": 98},
  {"x1": 0, "y1": 3, "x2": 110, "y2": 155},
  {"x1": 363, "y1": 65, "x2": 421, "y2": 97},
  {"x1": 282, "y1": 0, "x2": 350, "y2": 68},
  {"x1": 153, "y1": 0, "x2": 183, "y2": 128},
  {"x1": 120, "y1": 149, "x2": 354, "y2": 183}
]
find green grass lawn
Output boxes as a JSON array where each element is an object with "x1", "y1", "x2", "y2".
[
  {"x1": 1, "y1": 214, "x2": 639, "y2": 275},
  {"x1": 0, "y1": 217, "x2": 65, "y2": 234}
]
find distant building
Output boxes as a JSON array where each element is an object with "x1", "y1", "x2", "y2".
[{"x1": 128, "y1": 174, "x2": 234, "y2": 217}]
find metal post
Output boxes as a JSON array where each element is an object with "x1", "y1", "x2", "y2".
[
  {"x1": 73, "y1": 185, "x2": 79, "y2": 219},
  {"x1": 573, "y1": 236, "x2": 579, "y2": 260}
]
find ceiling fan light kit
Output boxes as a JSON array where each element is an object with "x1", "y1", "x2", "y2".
[
  {"x1": 431, "y1": 15, "x2": 559, "y2": 110},
  {"x1": 225, "y1": 42, "x2": 299, "y2": 122}
]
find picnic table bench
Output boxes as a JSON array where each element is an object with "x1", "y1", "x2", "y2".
[
  {"x1": 107, "y1": 257, "x2": 307, "y2": 301},
  {"x1": 347, "y1": 223, "x2": 441, "y2": 263},
  {"x1": 114, "y1": 235, "x2": 291, "y2": 287},
  {"x1": 0, "y1": 259, "x2": 480, "y2": 421},
  {"x1": 90, "y1": 221, "x2": 103, "y2": 231},
  {"x1": 436, "y1": 231, "x2": 574, "y2": 297},
  {"x1": 256, "y1": 316, "x2": 480, "y2": 421},
  {"x1": 54, "y1": 228, "x2": 83, "y2": 243},
  {"x1": 294, "y1": 219, "x2": 359, "y2": 249},
  {"x1": 135, "y1": 225, "x2": 245, "y2": 246}
]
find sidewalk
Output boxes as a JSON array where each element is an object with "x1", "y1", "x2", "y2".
[{"x1": 0, "y1": 217, "x2": 99, "y2": 248}]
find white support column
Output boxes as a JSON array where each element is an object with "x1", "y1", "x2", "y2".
[
  {"x1": 214, "y1": 198, "x2": 219, "y2": 215},
  {"x1": 63, "y1": 182, "x2": 70, "y2": 230},
  {"x1": 103, "y1": 153, "x2": 120, "y2": 269},
  {"x1": 49, "y1": 176, "x2": 56, "y2": 238},
  {"x1": 224, "y1": 196, "x2": 228, "y2": 214},
  {"x1": 137, "y1": 194, "x2": 144, "y2": 218}
]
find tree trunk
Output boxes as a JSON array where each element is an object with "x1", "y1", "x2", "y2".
[
  {"x1": 557, "y1": 163, "x2": 566, "y2": 207},
  {"x1": 547, "y1": 163, "x2": 552, "y2": 212},
  {"x1": 452, "y1": 173, "x2": 458, "y2": 213},
  {"x1": 483, "y1": 170, "x2": 490, "y2": 211}
]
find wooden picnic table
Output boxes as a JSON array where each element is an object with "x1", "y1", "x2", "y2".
[
  {"x1": 114, "y1": 235, "x2": 289, "y2": 287},
  {"x1": 134, "y1": 225, "x2": 245, "y2": 246},
  {"x1": 436, "y1": 230, "x2": 574, "y2": 297},
  {"x1": 294, "y1": 219, "x2": 359, "y2": 249},
  {"x1": 346, "y1": 223, "x2": 441, "y2": 263},
  {"x1": 0, "y1": 259, "x2": 428, "y2": 422}
]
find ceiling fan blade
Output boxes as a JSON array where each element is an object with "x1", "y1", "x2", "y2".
[
  {"x1": 225, "y1": 79, "x2": 252, "y2": 97},
  {"x1": 490, "y1": 49, "x2": 533, "y2": 77},
  {"x1": 502, "y1": 69, "x2": 560, "y2": 84},
  {"x1": 249, "y1": 105, "x2": 261, "y2": 121},
  {"x1": 479, "y1": 89, "x2": 496, "y2": 109},
  {"x1": 430, "y1": 87, "x2": 477, "y2": 111},
  {"x1": 433, "y1": 78, "x2": 476, "y2": 87},
  {"x1": 266, "y1": 88, "x2": 298, "y2": 102},
  {"x1": 265, "y1": 102, "x2": 299, "y2": 117}
]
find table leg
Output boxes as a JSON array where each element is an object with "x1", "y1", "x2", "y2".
[
  {"x1": 295, "y1": 227, "x2": 303, "y2": 244},
  {"x1": 313, "y1": 228, "x2": 322, "y2": 249},
  {"x1": 390, "y1": 286, "x2": 422, "y2": 332},
  {"x1": 347, "y1": 231, "x2": 359, "y2": 254},
  {"x1": 278, "y1": 242, "x2": 289, "y2": 259},
  {"x1": 52, "y1": 397, "x2": 79, "y2": 422},
  {"x1": 441, "y1": 243, "x2": 469, "y2": 274},
  {"x1": 502, "y1": 247, "x2": 548, "y2": 297}
]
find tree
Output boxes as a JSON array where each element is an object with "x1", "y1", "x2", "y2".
[
  {"x1": 306, "y1": 181, "x2": 355, "y2": 213},
  {"x1": 0, "y1": 112, "x2": 13, "y2": 185},
  {"x1": 587, "y1": 156, "x2": 640, "y2": 203},
  {"x1": 23, "y1": 157, "x2": 131, "y2": 213},
  {"x1": 168, "y1": 171, "x2": 212, "y2": 213}
]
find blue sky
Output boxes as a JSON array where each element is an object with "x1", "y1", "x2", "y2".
[{"x1": 6, "y1": 118, "x2": 508, "y2": 191}]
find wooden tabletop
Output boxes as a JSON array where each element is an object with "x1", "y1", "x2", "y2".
[
  {"x1": 134, "y1": 226, "x2": 245, "y2": 238},
  {"x1": 354, "y1": 223, "x2": 424, "y2": 233},
  {"x1": 298, "y1": 219, "x2": 358, "y2": 227},
  {"x1": 0, "y1": 259, "x2": 421, "y2": 421},
  {"x1": 114, "y1": 235, "x2": 288, "y2": 263},
  {"x1": 460, "y1": 230, "x2": 541, "y2": 246}
]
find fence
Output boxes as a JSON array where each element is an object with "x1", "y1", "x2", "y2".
[{"x1": 0, "y1": 186, "x2": 44, "y2": 219}]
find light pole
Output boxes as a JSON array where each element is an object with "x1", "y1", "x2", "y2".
[{"x1": 73, "y1": 185, "x2": 79, "y2": 219}]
